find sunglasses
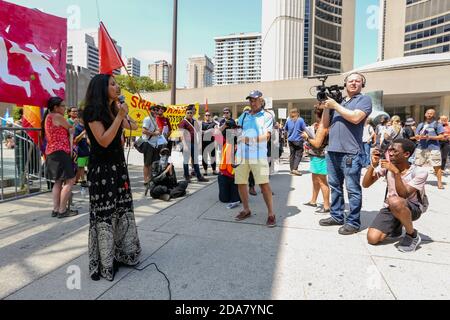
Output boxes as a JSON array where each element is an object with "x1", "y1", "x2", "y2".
[
  {"x1": 186, "y1": 112, "x2": 193, "y2": 115},
  {"x1": 205, "y1": 114, "x2": 211, "y2": 116}
]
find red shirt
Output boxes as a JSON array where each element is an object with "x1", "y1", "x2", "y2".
[
  {"x1": 45, "y1": 114, "x2": 70, "y2": 155},
  {"x1": 178, "y1": 118, "x2": 199, "y2": 143},
  {"x1": 443, "y1": 124, "x2": 450, "y2": 141},
  {"x1": 156, "y1": 116, "x2": 171, "y2": 133}
]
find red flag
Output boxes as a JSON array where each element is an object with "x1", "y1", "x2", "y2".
[
  {"x1": 0, "y1": 1, "x2": 67, "y2": 107},
  {"x1": 205, "y1": 98, "x2": 209, "y2": 113},
  {"x1": 99, "y1": 22, "x2": 124, "y2": 74}
]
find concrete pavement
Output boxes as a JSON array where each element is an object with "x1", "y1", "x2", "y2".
[{"x1": 1, "y1": 150, "x2": 449, "y2": 300}]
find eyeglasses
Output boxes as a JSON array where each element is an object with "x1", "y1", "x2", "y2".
[
  {"x1": 186, "y1": 112, "x2": 193, "y2": 115},
  {"x1": 223, "y1": 111, "x2": 230, "y2": 114},
  {"x1": 205, "y1": 114, "x2": 211, "y2": 117}
]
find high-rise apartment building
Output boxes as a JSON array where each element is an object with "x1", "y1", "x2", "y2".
[
  {"x1": 123, "y1": 57, "x2": 141, "y2": 77},
  {"x1": 214, "y1": 33, "x2": 261, "y2": 86},
  {"x1": 379, "y1": 0, "x2": 450, "y2": 60},
  {"x1": 67, "y1": 30, "x2": 99, "y2": 78},
  {"x1": 187, "y1": 55, "x2": 214, "y2": 89},
  {"x1": 148, "y1": 60, "x2": 172, "y2": 85},
  {"x1": 261, "y1": 0, "x2": 355, "y2": 80}
]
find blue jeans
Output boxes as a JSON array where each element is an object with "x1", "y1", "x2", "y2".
[
  {"x1": 326, "y1": 152, "x2": 363, "y2": 229},
  {"x1": 363, "y1": 143, "x2": 371, "y2": 167}
]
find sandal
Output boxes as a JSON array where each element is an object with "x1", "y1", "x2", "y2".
[
  {"x1": 303, "y1": 202, "x2": 318, "y2": 208},
  {"x1": 235, "y1": 210, "x2": 251, "y2": 221}
]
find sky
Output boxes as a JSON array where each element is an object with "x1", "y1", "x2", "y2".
[{"x1": 6, "y1": 0, "x2": 380, "y2": 87}]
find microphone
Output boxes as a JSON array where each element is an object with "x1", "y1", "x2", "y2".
[{"x1": 118, "y1": 95, "x2": 125, "y2": 104}]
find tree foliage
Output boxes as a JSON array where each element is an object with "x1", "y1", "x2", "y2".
[{"x1": 114, "y1": 75, "x2": 170, "y2": 94}]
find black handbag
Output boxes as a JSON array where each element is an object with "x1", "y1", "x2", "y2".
[{"x1": 134, "y1": 138, "x2": 148, "y2": 154}]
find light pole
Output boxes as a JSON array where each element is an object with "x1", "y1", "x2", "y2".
[{"x1": 171, "y1": 0, "x2": 178, "y2": 105}]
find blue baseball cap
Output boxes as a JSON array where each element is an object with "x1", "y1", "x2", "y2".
[{"x1": 246, "y1": 90, "x2": 263, "y2": 100}]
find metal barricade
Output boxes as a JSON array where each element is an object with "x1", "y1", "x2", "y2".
[{"x1": 0, "y1": 126, "x2": 49, "y2": 203}]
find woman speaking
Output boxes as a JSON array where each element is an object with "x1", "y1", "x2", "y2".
[{"x1": 83, "y1": 74, "x2": 140, "y2": 281}]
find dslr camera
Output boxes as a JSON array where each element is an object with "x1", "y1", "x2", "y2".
[{"x1": 310, "y1": 75, "x2": 344, "y2": 104}]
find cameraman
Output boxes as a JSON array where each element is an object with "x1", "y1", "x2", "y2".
[
  {"x1": 320, "y1": 72, "x2": 373, "y2": 235},
  {"x1": 363, "y1": 139, "x2": 427, "y2": 253}
]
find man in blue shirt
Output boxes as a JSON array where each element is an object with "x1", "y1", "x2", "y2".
[
  {"x1": 284, "y1": 108, "x2": 306, "y2": 175},
  {"x1": 320, "y1": 72, "x2": 373, "y2": 235},
  {"x1": 234, "y1": 90, "x2": 276, "y2": 228},
  {"x1": 415, "y1": 108, "x2": 445, "y2": 189}
]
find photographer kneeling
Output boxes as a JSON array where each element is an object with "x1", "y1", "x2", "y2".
[
  {"x1": 149, "y1": 148, "x2": 188, "y2": 201},
  {"x1": 363, "y1": 139, "x2": 429, "y2": 253}
]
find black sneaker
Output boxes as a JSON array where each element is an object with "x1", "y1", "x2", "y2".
[
  {"x1": 58, "y1": 210, "x2": 79, "y2": 219},
  {"x1": 338, "y1": 224, "x2": 360, "y2": 235},
  {"x1": 51, "y1": 211, "x2": 58, "y2": 218},
  {"x1": 398, "y1": 230, "x2": 422, "y2": 253},
  {"x1": 319, "y1": 217, "x2": 343, "y2": 227},
  {"x1": 197, "y1": 176, "x2": 209, "y2": 182}
]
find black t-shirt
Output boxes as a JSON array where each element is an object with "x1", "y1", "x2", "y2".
[
  {"x1": 219, "y1": 118, "x2": 236, "y2": 140},
  {"x1": 202, "y1": 121, "x2": 216, "y2": 143},
  {"x1": 75, "y1": 124, "x2": 90, "y2": 157},
  {"x1": 403, "y1": 126, "x2": 416, "y2": 141},
  {"x1": 83, "y1": 106, "x2": 124, "y2": 165}
]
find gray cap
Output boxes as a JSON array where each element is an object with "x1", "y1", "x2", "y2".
[{"x1": 246, "y1": 90, "x2": 263, "y2": 100}]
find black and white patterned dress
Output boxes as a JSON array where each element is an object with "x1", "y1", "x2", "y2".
[{"x1": 85, "y1": 110, "x2": 141, "y2": 281}]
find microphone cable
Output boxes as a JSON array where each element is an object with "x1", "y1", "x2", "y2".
[{"x1": 133, "y1": 261, "x2": 172, "y2": 300}]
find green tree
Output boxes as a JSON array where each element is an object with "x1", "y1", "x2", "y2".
[
  {"x1": 12, "y1": 106, "x2": 23, "y2": 122},
  {"x1": 114, "y1": 75, "x2": 169, "y2": 94}
]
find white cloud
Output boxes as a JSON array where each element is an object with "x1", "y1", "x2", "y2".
[{"x1": 135, "y1": 49, "x2": 172, "y2": 65}]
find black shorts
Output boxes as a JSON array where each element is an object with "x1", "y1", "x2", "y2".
[
  {"x1": 144, "y1": 144, "x2": 161, "y2": 167},
  {"x1": 370, "y1": 201, "x2": 422, "y2": 235}
]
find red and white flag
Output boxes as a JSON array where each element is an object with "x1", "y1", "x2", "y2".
[{"x1": 0, "y1": 1, "x2": 67, "y2": 107}]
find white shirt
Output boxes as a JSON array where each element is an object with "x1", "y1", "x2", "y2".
[{"x1": 142, "y1": 116, "x2": 159, "y2": 147}]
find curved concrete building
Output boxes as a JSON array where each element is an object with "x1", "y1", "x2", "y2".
[
  {"x1": 310, "y1": 0, "x2": 355, "y2": 75},
  {"x1": 261, "y1": 0, "x2": 305, "y2": 81},
  {"x1": 262, "y1": 0, "x2": 355, "y2": 81}
]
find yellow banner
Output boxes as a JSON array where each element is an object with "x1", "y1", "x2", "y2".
[
  {"x1": 123, "y1": 89, "x2": 200, "y2": 138},
  {"x1": 123, "y1": 89, "x2": 154, "y2": 137}
]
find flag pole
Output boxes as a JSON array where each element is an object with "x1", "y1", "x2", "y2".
[{"x1": 170, "y1": 0, "x2": 178, "y2": 105}]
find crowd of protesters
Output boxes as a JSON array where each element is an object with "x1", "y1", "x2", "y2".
[{"x1": 30, "y1": 70, "x2": 450, "y2": 281}]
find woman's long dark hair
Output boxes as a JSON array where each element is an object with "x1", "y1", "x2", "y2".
[
  {"x1": 41, "y1": 96, "x2": 64, "y2": 140},
  {"x1": 83, "y1": 74, "x2": 117, "y2": 128}
]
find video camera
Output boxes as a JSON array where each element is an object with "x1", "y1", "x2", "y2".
[{"x1": 310, "y1": 75, "x2": 344, "y2": 104}]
